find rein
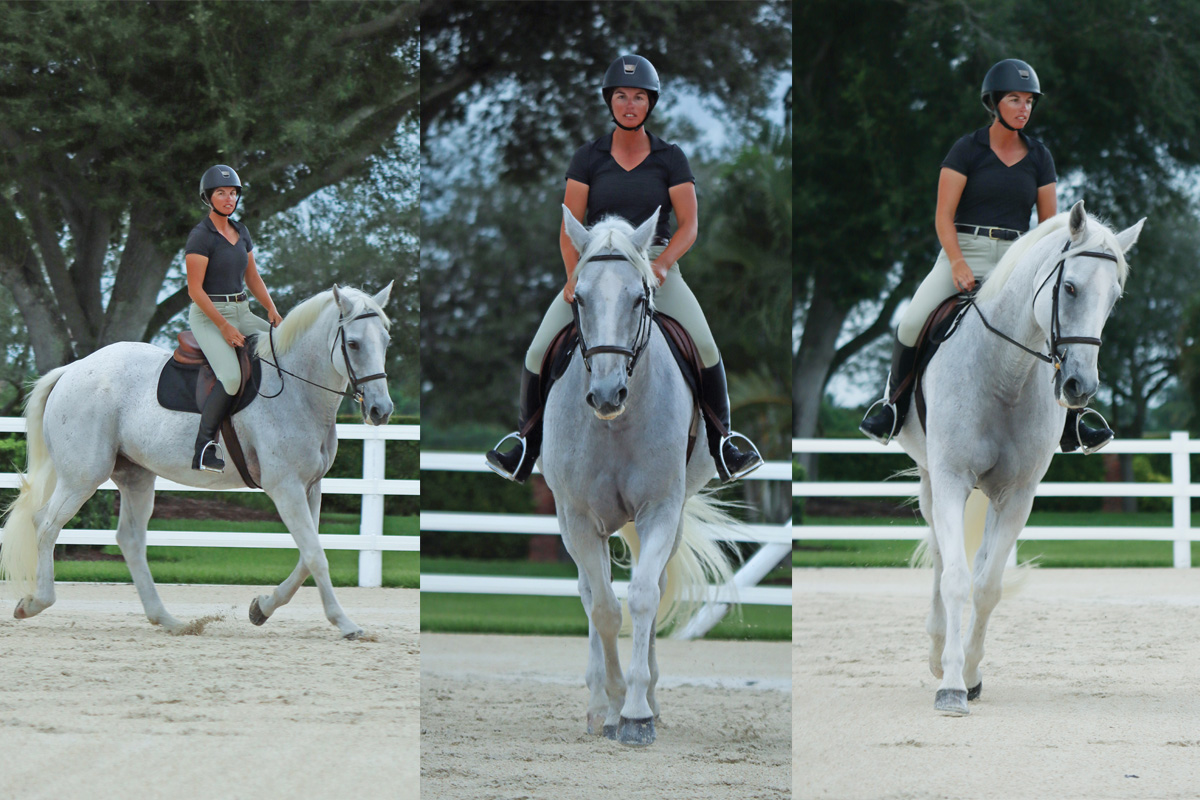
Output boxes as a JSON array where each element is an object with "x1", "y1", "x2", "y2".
[
  {"x1": 570, "y1": 253, "x2": 653, "y2": 375},
  {"x1": 968, "y1": 240, "x2": 1117, "y2": 372},
  {"x1": 256, "y1": 310, "x2": 387, "y2": 403}
]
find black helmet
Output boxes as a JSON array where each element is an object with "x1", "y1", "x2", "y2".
[
  {"x1": 602, "y1": 55, "x2": 660, "y2": 130},
  {"x1": 199, "y1": 165, "x2": 242, "y2": 216},
  {"x1": 981, "y1": 58, "x2": 1042, "y2": 114}
]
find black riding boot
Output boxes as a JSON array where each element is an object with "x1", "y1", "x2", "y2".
[
  {"x1": 1060, "y1": 408, "x2": 1115, "y2": 454},
  {"x1": 192, "y1": 384, "x2": 235, "y2": 472},
  {"x1": 859, "y1": 338, "x2": 919, "y2": 445},
  {"x1": 700, "y1": 360, "x2": 763, "y2": 483},
  {"x1": 486, "y1": 368, "x2": 544, "y2": 483}
]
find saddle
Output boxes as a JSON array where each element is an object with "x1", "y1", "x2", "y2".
[
  {"x1": 541, "y1": 313, "x2": 707, "y2": 460},
  {"x1": 156, "y1": 332, "x2": 263, "y2": 488},
  {"x1": 911, "y1": 294, "x2": 973, "y2": 432}
]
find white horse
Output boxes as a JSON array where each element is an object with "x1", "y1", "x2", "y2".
[
  {"x1": 0, "y1": 284, "x2": 394, "y2": 639},
  {"x1": 898, "y1": 201, "x2": 1143, "y2": 714},
  {"x1": 540, "y1": 208, "x2": 737, "y2": 746}
]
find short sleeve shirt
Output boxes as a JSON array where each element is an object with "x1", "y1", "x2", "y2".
[
  {"x1": 566, "y1": 130, "x2": 695, "y2": 243},
  {"x1": 942, "y1": 127, "x2": 1057, "y2": 232},
  {"x1": 184, "y1": 217, "x2": 253, "y2": 295}
]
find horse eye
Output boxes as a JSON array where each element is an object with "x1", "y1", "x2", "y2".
[
  {"x1": 348, "y1": 340, "x2": 360, "y2": 351},
  {"x1": 1064, "y1": 282, "x2": 1077, "y2": 297},
  {"x1": 633, "y1": 295, "x2": 644, "y2": 308}
]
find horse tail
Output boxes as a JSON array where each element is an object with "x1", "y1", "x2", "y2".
[
  {"x1": 0, "y1": 367, "x2": 67, "y2": 598},
  {"x1": 911, "y1": 489, "x2": 1033, "y2": 594},
  {"x1": 616, "y1": 490, "x2": 740, "y2": 634}
]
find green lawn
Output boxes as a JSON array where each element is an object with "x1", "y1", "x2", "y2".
[
  {"x1": 52, "y1": 514, "x2": 419, "y2": 588},
  {"x1": 794, "y1": 511, "x2": 1200, "y2": 568},
  {"x1": 420, "y1": 556, "x2": 791, "y2": 640}
]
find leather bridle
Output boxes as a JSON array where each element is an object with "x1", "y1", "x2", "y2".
[
  {"x1": 571, "y1": 253, "x2": 654, "y2": 375},
  {"x1": 260, "y1": 310, "x2": 388, "y2": 404}
]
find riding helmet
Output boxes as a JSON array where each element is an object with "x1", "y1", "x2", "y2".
[
  {"x1": 198, "y1": 165, "x2": 242, "y2": 213},
  {"x1": 602, "y1": 54, "x2": 660, "y2": 130},
  {"x1": 981, "y1": 58, "x2": 1042, "y2": 115}
]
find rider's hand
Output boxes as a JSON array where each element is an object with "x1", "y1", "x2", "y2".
[
  {"x1": 562, "y1": 274, "x2": 578, "y2": 303},
  {"x1": 651, "y1": 260, "x2": 669, "y2": 287},
  {"x1": 951, "y1": 259, "x2": 976, "y2": 293},
  {"x1": 222, "y1": 323, "x2": 245, "y2": 348},
  {"x1": 268, "y1": 308, "x2": 283, "y2": 327}
]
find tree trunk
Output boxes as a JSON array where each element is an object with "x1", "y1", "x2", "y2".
[{"x1": 794, "y1": 286, "x2": 849, "y2": 479}]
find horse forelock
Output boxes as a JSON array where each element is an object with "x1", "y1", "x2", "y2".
[
  {"x1": 577, "y1": 217, "x2": 657, "y2": 291},
  {"x1": 975, "y1": 212, "x2": 1128, "y2": 303},
  {"x1": 255, "y1": 287, "x2": 391, "y2": 360}
]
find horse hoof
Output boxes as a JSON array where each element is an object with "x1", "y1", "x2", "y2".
[
  {"x1": 248, "y1": 597, "x2": 268, "y2": 626},
  {"x1": 617, "y1": 716, "x2": 656, "y2": 746},
  {"x1": 967, "y1": 681, "x2": 982, "y2": 701},
  {"x1": 343, "y1": 628, "x2": 365, "y2": 640},
  {"x1": 13, "y1": 602, "x2": 27, "y2": 620},
  {"x1": 602, "y1": 725, "x2": 617, "y2": 740},
  {"x1": 934, "y1": 689, "x2": 969, "y2": 716}
]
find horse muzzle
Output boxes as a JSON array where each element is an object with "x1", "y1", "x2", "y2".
[
  {"x1": 586, "y1": 385, "x2": 628, "y2": 420},
  {"x1": 1056, "y1": 372, "x2": 1097, "y2": 409},
  {"x1": 362, "y1": 394, "x2": 394, "y2": 427}
]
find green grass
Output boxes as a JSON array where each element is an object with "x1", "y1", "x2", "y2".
[
  {"x1": 420, "y1": 556, "x2": 791, "y2": 640},
  {"x1": 52, "y1": 515, "x2": 419, "y2": 588},
  {"x1": 794, "y1": 511, "x2": 1200, "y2": 568},
  {"x1": 420, "y1": 593, "x2": 790, "y2": 640}
]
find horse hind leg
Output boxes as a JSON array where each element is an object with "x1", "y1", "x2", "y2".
[
  {"x1": 112, "y1": 465, "x2": 185, "y2": 631},
  {"x1": 15, "y1": 481, "x2": 101, "y2": 619},
  {"x1": 250, "y1": 482, "x2": 318, "y2": 625}
]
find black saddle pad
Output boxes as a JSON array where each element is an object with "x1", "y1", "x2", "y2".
[{"x1": 156, "y1": 342, "x2": 262, "y2": 415}]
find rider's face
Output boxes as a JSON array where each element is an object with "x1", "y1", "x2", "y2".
[
  {"x1": 210, "y1": 186, "x2": 239, "y2": 214},
  {"x1": 611, "y1": 87, "x2": 649, "y2": 128},
  {"x1": 997, "y1": 92, "x2": 1034, "y2": 129}
]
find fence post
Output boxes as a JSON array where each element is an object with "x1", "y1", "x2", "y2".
[
  {"x1": 1171, "y1": 430, "x2": 1191, "y2": 569},
  {"x1": 358, "y1": 434, "x2": 386, "y2": 587}
]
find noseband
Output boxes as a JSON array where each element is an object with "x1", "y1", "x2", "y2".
[
  {"x1": 571, "y1": 253, "x2": 653, "y2": 375},
  {"x1": 970, "y1": 239, "x2": 1117, "y2": 373}
]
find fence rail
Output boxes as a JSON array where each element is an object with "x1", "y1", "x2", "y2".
[
  {"x1": 794, "y1": 432, "x2": 1197, "y2": 568},
  {"x1": 0, "y1": 419, "x2": 419, "y2": 587}
]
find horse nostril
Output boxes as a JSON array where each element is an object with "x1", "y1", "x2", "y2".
[
  {"x1": 586, "y1": 392, "x2": 597, "y2": 409},
  {"x1": 1063, "y1": 378, "x2": 1081, "y2": 398},
  {"x1": 615, "y1": 387, "x2": 627, "y2": 406}
]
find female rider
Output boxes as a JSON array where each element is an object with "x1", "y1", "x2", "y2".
[
  {"x1": 859, "y1": 58, "x2": 1113, "y2": 454},
  {"x1": 486, "y1": 54, "x2": 763, "y2": 483},
  {"x1": 185, "y1": 165, "x2": 283, "y2": 472}
]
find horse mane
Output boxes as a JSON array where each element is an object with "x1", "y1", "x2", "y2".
[
  {"x1": 255, "y1": 287, "x2": 391, "y2": 360},
  {"x1": 975, "y1": 212, "x2": 1130, "y2": 303},
  {"x1": 577, "y1": 215, "x2": 658, "y2": 290}
]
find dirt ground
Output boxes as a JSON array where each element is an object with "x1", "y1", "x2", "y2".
[
  {"x1": 0, "y1": 582, "x2": 419, "y2": 800},
  {"x1": 794, "y1": 568, "x2": 1200, "y2": 800},
  {"x1": 421, "y1": 632, "x2": 791, "y2": 799}
]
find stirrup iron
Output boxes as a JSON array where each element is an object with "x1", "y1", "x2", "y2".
[
  {"x1": 719, "y1": 430, "x2": 763, "y2": 481},
  {"x1": 1076, "y1": 407, "x2": 1113, "y2": 455},
  {"x1": 485, "y1": 432, "x2": 527, "y2": 482},
  {"x1": 199, "y1": 440, "x2": 225, "y2": 473},
  {"x1": 861, "y1": 396, "x2": 900, "y2": 445}
]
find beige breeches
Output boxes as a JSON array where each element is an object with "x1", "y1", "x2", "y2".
[{"x1": 188, "y1": 300, "x2": 271, "y2": 394}]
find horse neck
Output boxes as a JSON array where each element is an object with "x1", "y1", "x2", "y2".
[
  {"x1": 270, "y1": 306, "x2": 347, "y2": 425},
  {"x1": 972, "y1": 237, "x2": 1060, "y2": 383}
]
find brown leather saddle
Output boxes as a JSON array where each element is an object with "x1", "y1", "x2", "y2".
[
  {"x1": 541, "y1": 313, "x2": 712, "y2": 460},
  {"x1": 156, "y1": 332, "x2": 263, "y2": 488},
  {"x1": 911, "y1": 294, "x2": 973, "y2": 432}
]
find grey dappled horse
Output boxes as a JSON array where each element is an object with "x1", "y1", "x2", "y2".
[
  {"x1": 540, "y1": 207, "x2": 736, "y2": 746},
  {"x1": 898, "y1": 201, "x2": 1143, "y2": 714},
  {"x1": 0, "y1": 284, "x2": 393, "y2": 639}
]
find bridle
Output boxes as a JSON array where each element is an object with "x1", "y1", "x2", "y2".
[
  {"x1": 571, "y1": 253, "x2": 654, "y2": 376},
  {"x1": 968, "y1": 239, "x2": 1117, "y2": 374},
  {"x1": 259, "y1": 309, "x2": 388, "y2": 404}
]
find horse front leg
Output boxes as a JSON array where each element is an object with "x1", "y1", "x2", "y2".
[
  {"x1": 250, "y1": 482, "x2": 319, "y2": 626},
  {"x1": 918, "y1": 471, "x2": 946, "y2": 679},
  {"x1": 929, "y1": 472, "x2": 973, "y2": 715},
  {"x1": 963, "y1": 487, "x2": 1036, "y2": 701},
  {"x1": 618, "y1": 503, "x2": 683, "y2": 746},
  {"x1": 560, "y1": 509, "x2": 624, "y2": 737},
  {"x1": 268, "y1": 481, "x2": 361, "y2": 638}
]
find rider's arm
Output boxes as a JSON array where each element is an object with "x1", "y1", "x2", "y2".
[
  {"x1": 651, "y1": 182, "x2": 698, "y2": 284},
  {"x1": 560, "y1": 179, "x2": 589, "y2": 302},
  {"x1": 186, "y1": 253, "x2": 241, "y2": 345},
  {"x1": 1036, "y1": 182, "x2": 1058, "y2": 223},
  {"x1": 244, "y1": 252, "x2": 281, "y2": 325},
  {"x1": 935, "y1": 167, "x2": 973, "y2": 290}
]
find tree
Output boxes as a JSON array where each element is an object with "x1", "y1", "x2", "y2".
[
  {"x1": 419, "y1": 0, "x2": 792, "y2": 181},
  {"x1": 0, "y1": 1, "x2": 418, "y2": 373}
]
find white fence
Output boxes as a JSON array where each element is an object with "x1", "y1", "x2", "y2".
[
  {"x1": 419, "y1": 451, "x2": 792, "y2": 638},
  {"x1": 0, "y1": 418, "x2": 419, "y2": 587},
  {"x1": 794, "y1": 432, "x2": 1199, "y2": 568}
]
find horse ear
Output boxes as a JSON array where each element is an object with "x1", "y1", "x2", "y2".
[
  {"x1": 562, "y1": 205, "x2": 590, "y2": 254},
  {"x1": 1069, "y1": 200, "x2": 1088, "y2": 243},
  {"x1": 372, "y1": 281, "x2": 394, "y2": 309},
  {"x1": 332, "y1": 284, "x2": 351, "y2": 316},
  {"x1": 631, "y1": 208, "x2": 659, "y2": 254},
  {"x1": 1115, "y1": 218, "x2": 1146, "y2": 254}
]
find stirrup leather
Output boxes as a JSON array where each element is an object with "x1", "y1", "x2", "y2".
[
  {"x1": 1075, "y1": 407, "x2": 1114, "y2": 455},
  {"x1": 861, "y1": 396, "x2": 900, "y2": 445},
  {"x1": 719, "y1": 431, "x2": 763, "y2": 481},
  {"x1": 199, "y1": 440, "x2": 225, "y2": 473},
  {"x1": 485, "y1": 432, "x2": 527, "y2": 481}
]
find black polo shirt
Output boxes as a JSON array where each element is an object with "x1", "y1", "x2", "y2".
[
  {"x1": 566, "y1": 130, "x2": 695, "y2": 243},
  {"x1": 184, "y1": 216, "x2": 253, "y2": 295},
  {"x1": 942, "y1": 127, "x2": 1057, "y2": 233}
]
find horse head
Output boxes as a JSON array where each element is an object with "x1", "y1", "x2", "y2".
[
  {"x1": 1032, "y1": 201, "x2": 1143, "y2": 409},
  {"x1": 331, "y1": 282, "x2": 395, "y2": 425},
  {"x1": 562, "y1": 205, "x2": 659, "y2": 420}
]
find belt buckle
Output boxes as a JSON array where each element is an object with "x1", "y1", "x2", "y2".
[{"x1": 988, "y1": 227, "x2": 1000, "y2": 240}]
